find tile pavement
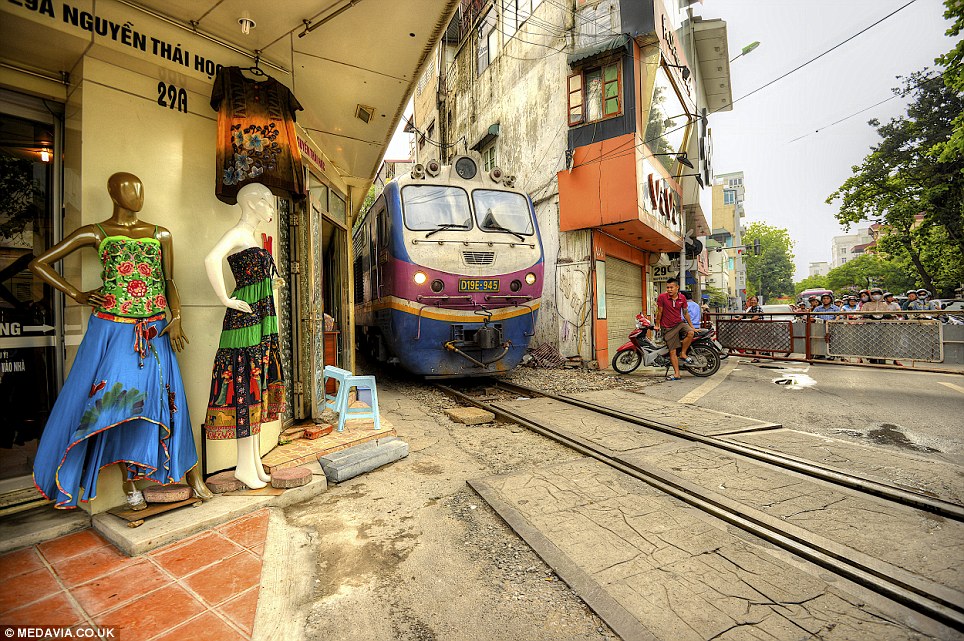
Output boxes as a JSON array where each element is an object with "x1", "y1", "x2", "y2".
[{"x1": 0, "y1": 509, "x2": 270, "y2": 641}]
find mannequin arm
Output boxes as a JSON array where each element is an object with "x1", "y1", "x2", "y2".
[
  {"x1": 28, "y1": 226, "x2": 106, "y2": 306},
  {"x1": 205, "y1": 229, "x2": 253, "y2": 313},
  {"x1": 157, "y1": 228, "x2": 189, "y2": 352}
]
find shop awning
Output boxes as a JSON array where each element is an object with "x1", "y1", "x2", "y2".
[
  {"x1": 567, "y1": 34, "x2": 631, "y2": 67},
  {"x1": 471, "y1": 123, "x2": 500, "y2": 151}
]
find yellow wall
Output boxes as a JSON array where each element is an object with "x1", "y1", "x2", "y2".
[{"x1": 711, "y1": 183, "x2": 736, "y2": 234}]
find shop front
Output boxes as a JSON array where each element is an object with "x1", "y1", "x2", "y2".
[
  {"x1": 0, "y1": 0, "x2": 457, "y2": 514},
  {"x1": 557, "y1": 0, "x2": 692, "y2": 367}
]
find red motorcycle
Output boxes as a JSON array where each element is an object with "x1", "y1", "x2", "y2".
[{"x1": 611, "y1": 314, "x2": 721, "y2": 376}]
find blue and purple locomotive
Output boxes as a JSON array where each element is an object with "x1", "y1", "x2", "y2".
[{"x1": 353, "y1": 154, "x2": 543, "y2": 377}]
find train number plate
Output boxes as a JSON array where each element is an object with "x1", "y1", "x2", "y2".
[{"x1": 458, "y1": 278, "x2": 499, "y2": 293}]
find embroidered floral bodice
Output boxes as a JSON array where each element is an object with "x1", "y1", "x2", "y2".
[{"x1": 96, "y1": 235, "x2": 167, "y2": 317}]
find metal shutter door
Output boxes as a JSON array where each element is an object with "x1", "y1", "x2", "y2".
[{"x1": 605, "y1": 257, "x2": 643, "y2": 363}]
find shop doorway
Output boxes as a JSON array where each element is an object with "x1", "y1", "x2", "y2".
[
  {"x1": 0, "y1": 93, "x2": 62, "y2": 488},
  {"x1": 605, "y1": 257, "x2": 643, "y2": 360},
  {"x1": 305, "y1": 175, "x2": 349, "y2": 419}
]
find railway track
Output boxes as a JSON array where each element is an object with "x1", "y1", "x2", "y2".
[{"x1": 436, "y1": 380, "x2": 964, "y2": 632}]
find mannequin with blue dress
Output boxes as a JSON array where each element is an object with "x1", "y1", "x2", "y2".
[{"x1": 29, "y1": 172, "x2": 212, "y2": 509}]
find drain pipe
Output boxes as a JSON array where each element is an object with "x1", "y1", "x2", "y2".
[{"x1": 444, "y1": 341, "x2": 512, "y2": 367}]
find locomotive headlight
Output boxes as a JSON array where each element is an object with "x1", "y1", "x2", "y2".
[
  {"x1": 431, "y1": 279, "x2": 444, "y2": 292},
  {"x1": 413, "y1": 271, "x2": 427, "y2": 285},
  {"x1": 510, "y1": 280, "x2": 522, "y2": 292},
  {"x1": 525, "y1": 272, "x2": 537, "y2": 285}
]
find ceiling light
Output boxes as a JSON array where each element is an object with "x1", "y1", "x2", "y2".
[
  {"x1": 355, "y1": 104, "x2": 375, "y2": 124},
  {"x1": 239, "y1": 11, "x2": 256, "y2": 35}
]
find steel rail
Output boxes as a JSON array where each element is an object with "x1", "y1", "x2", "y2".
[
  {"x1": 436, "y1": 383, "x2": 964, "y2": 631},
  {"x1": 490, "y1": 380, "x2": 964, "y2": 521}
]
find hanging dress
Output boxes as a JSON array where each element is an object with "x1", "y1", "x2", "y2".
[
  {"x1": 204, "y1": 247, "x2": 285, "y2": 439},
  {"x1": 33, "y1": 226, "x2": 198, "y2": 509},
  {"x1": 210, "y1": 66, "x2": 307, "y2": 205}
]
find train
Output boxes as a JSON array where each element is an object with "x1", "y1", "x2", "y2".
[{"x1": 353, "y1": 153, "x2": 544, "y2": 377}]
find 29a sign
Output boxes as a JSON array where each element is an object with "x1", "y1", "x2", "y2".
[{"x1": 157, "y1": 82, "x2": 187, "y2": 113}]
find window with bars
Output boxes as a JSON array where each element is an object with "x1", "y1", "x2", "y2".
[
  {"x1": 478, "y1": 10, "x2": 498, "y2": 75},
  {"x1": 567, "y1": 61, "x2": 621, "y2": 126}
]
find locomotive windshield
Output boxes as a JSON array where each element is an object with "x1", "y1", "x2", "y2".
[
  {"x1": 401, "y1": 185, "x2": 471, "y2": 231},
  {"x1": 473, "y1": 190, "x2": 534, "y2": 236}
]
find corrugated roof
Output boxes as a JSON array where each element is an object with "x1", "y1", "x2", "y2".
[{"x1": 567, "y1": 34, "x2": 630, "y2": 66}]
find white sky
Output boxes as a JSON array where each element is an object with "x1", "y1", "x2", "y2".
[
  {"x1": 696, "y1": 0, "x2": 953, "y2": 279},
  {"x1": 383, "y1": 0, "x2": 954, "y2": 280}
]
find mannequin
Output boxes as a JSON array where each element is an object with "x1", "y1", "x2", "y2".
[
  {"x1": 203, "y1": 182, "x2": 285, "y2": 489},
  {"x1": 29, "y1": 172, "x2": 213, "y2": 509}
]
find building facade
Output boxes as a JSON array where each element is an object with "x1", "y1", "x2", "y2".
[
  {"x1": 709, "y1": 171, "x2": 747, "y2": 309},
  {"x1": 0, "y1": 0, "x2": 457, "y2": 512},
  {"x1": 413, "y1": 0, "x2": 731, "y2": 366},
  {"x1": 809, "y1": 261, "x2": 830, "y2": 277},
  {"x1": 830, "y1": 226, "x2": 874, "y2": 269}
]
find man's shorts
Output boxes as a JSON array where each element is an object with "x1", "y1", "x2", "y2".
[{"x1": 661, "y1": 323, "x2": 693, "y2": 351}]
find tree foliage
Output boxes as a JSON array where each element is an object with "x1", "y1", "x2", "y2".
[
  {"x1": 824, "y1": 254, "x2": 916, "y2": 295},
  {"x1": 936, "y1": 0, "x2": 964, "y2": 163},
  {"x1": 741, "y1": 222, "x2": 795, "y2": 302},
  {"x1": 794, "y1": 274, "x2": 827, "y2": 294},
  {"x1": 702, "y1": 283, "x2": 728, "y2": 307},
  {"x1": 826, "y1": 63, "x2": 964, "y2": 296}
]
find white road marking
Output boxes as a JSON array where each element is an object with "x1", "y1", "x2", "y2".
[
  {"x1": 679, "y1": 358, "x2": 737, "y2": 405},
  {"x1": 939, "y1": 381, "x2": 964, "y2": 395}
]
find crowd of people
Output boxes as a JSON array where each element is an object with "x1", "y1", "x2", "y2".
[{"x1": 791, "y1": 288, "x2": 946, "y2": 317}]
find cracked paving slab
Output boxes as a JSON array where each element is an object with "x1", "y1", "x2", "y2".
[
  {"x1": 495, "y1": 397, "x2": 675, "y2": 452},
  {"x1": 471, "y1": 458, "x2": 944, "y2": 640},
  {"x1": 724, "y1": 429, "x2": 964, "y2": 505},
  {"x1": 623, "y1": 445, "x2": 964, "y2": 593},
  {"x1": 563, "y1": 390, "x2": 780, "y2": 436},
  {"x1": 495, "y1": 397, "x2": 964, "y2": 593}
]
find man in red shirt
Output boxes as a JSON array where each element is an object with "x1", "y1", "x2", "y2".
[{"x1": 654, "y1": 277, "x2": 695, "y2": 380}]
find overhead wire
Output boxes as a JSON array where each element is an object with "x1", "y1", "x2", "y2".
[
  {"x1": 729, "y1": 0, "x2": 920, "y2": 109},
  {"x1": 786, "y1": 70, "x2": 950, "y2": 143}
]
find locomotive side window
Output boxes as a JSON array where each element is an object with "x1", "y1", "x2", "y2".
[
  {"x1": 473, "y1": 190, "x2": 534, "y2": 236},
  {"x1": 401, "y1": 185, "x2": 472, "y2": 232}
]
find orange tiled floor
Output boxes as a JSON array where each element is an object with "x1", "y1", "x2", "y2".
[{"x1": 0, "y1": 509, "x2": 269, "y2": 641}]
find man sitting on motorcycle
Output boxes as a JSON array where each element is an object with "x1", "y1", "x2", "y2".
[{"x1": 655, "y1": 278, "x2": 696, "y2": 381}]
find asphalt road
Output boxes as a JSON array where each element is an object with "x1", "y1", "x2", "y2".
[{"x1": 634, "y1": 358, "x2": 964, "y2": 460}]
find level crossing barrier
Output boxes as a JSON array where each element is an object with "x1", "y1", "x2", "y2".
[{"x1": 704, "y1": 309, "x2": 964, "y2": 373}]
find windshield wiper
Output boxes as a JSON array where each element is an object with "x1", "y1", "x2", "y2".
[
  {"x1": 425, "y1": 223, "x2": 466, "y2": 238},
  {"x1": 484, "y1": 223, "x2": 525, "y2": 241}
]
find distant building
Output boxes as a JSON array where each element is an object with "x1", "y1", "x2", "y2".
[
  {"x1": 809, "y1": 261, "x2": 830, "y2": 277},
  {"x1": 709, "y1": 171, "x2": 748, "y2": 309},
  {"x1": 831, "y1": 226, "x2": 874, "y2": 268}
]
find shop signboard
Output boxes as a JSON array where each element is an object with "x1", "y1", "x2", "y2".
[
  {"x1": 638, "y1": 157, "x2": 683, "y2": 241},
  {"x1": 651, "y1": 258, "x2": 680, "y2": 283}
]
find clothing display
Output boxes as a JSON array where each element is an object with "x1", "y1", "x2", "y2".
[
  {"x1": 204, "y1": 247, "x2": 285, "y2": 439},
  {"x1": 33, "y1": 231, "x2": 198, "y2": 508},
  {"x1": 210, "y1": 66, "x2": 306, "y2": 205}
]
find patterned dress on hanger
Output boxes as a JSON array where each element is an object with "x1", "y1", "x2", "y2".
[
  {"x1": 33, "y1": 226, "x2": 198, "y2": 508},
  {"x1": 204, "y1": 247, "x2": 285, "y2": 439}
]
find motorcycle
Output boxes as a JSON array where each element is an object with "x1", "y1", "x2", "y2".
[
  {"x1": 611, "y1": 313, "x2": 721, "y2": 377},
  {"x1": 702, "y1": 321, "x2": 728, "y2": 360}
]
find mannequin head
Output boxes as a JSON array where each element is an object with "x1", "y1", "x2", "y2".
[
  {"x1": 107, "y1": 172, "x2": 145, "y2": 213},
  {"x1": 236, "y1": 183, "x2": 275, "y2": 226}
]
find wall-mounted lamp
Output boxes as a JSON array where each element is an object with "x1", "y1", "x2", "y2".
[
  {"x1": 678, "y1": 172, "x2": 705, "y2": 189},
  {"x1": 40, "y1": 148, "x2": 50, "y2": 162},
  {"x1": 650, "y1": 151, "x2": 694, "y2": 169},
  {"x1": 238, "y1": 11, "x2": 256, "y2": 35},
  {"x1": 664, "y1": 62, "x2": 690, "y2": 81}
]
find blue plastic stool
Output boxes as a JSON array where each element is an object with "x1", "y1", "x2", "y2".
[{"x1": 322, "y1": 366, "x2": 381, "y2": 432}]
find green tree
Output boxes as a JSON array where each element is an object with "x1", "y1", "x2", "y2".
[
  {"x1": 702, "y1": 283, "x2": 728, "y2": 307},
  {"x1": 825, "y1": 254, "x2": 915, "y2": 294},
  {"x1": 741, "y1": 222, "x2": 795, "y2": 302},
  {"x1": 827, "y1": 68, "x2": 964, "y2": 295},
  {"x1": 794, "y1": 274, "x2": 827, "y2": 294},
  {"x1": 935, "y1": 0, "x2": 964, "y2": 163}
]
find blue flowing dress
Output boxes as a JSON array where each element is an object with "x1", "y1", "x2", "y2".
[{"x1": 33, "y1": 228, "x2": 199, "y2": 508}]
